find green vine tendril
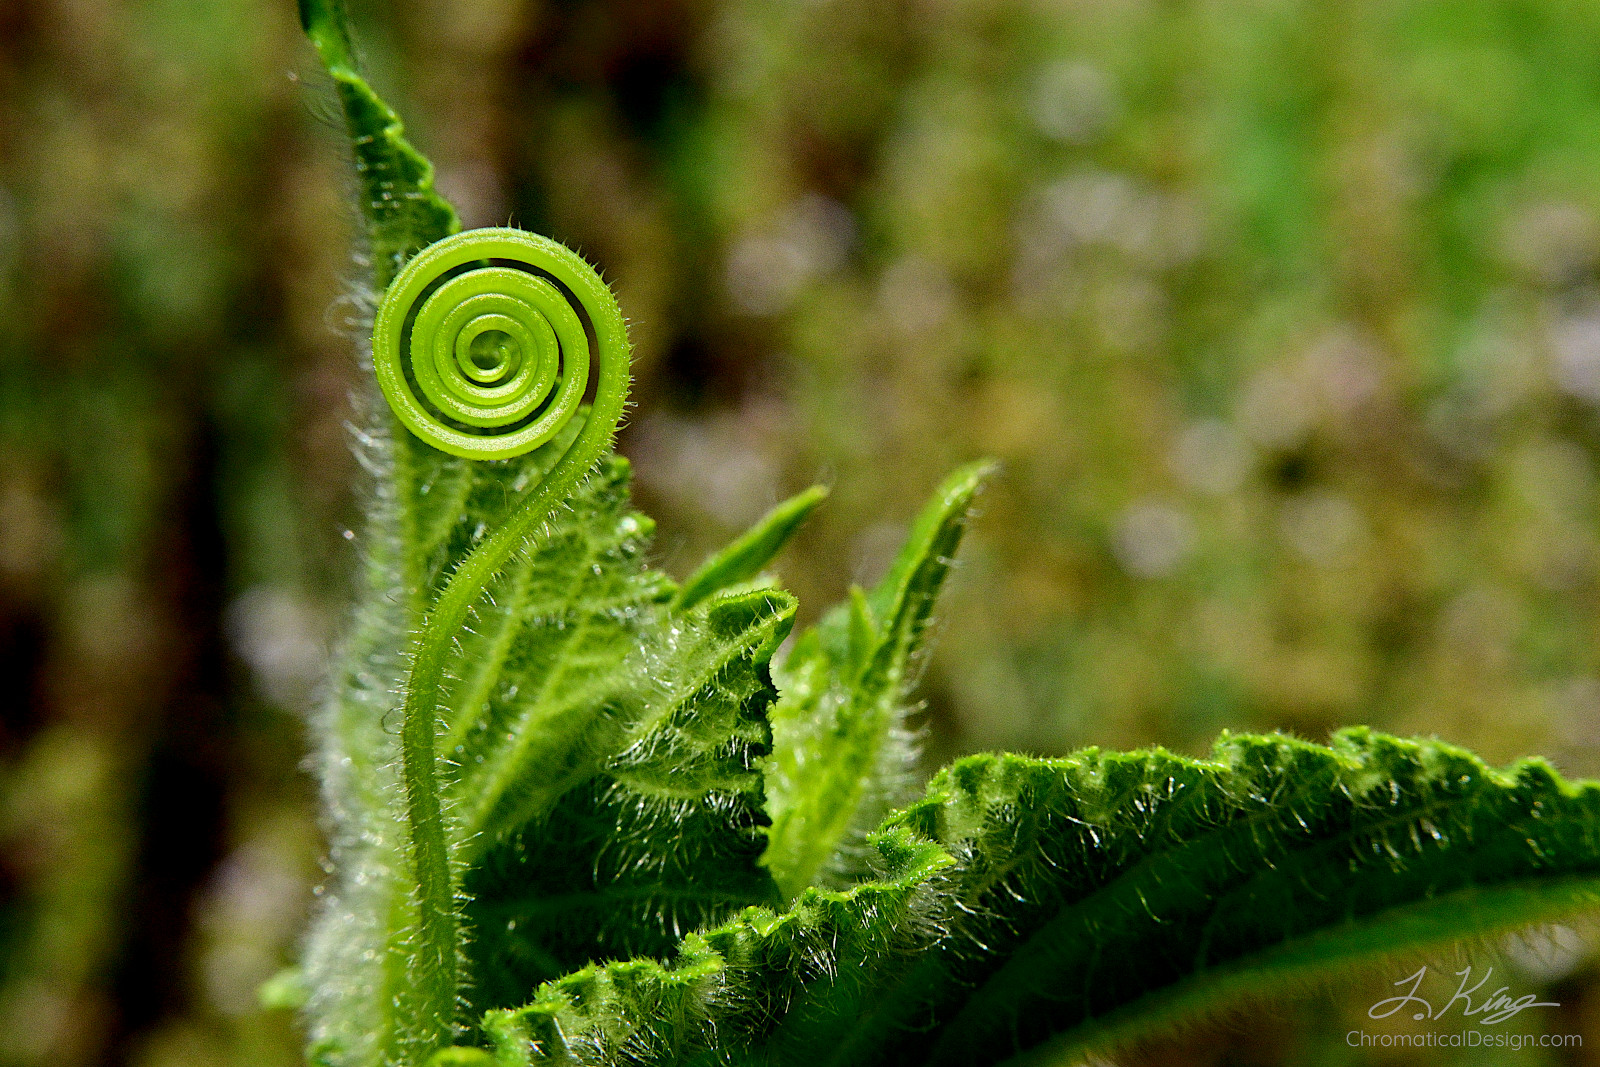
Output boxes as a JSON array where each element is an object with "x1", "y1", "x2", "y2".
[
  {"x1": 374, "y1": 227, "x2": 631, "y2": 1054},
  {"x1": 373, "y1": 228, "x2": 607, "y2": 460}
]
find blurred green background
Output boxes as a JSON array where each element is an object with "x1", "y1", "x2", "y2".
[{"x1": 10, "y1": 0, "x2": 1600, "y2": 1062}]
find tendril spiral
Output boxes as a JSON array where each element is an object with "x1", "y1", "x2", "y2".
[
  {"x1": 372, "y1": 227, "x2": 627, "y2": 460},
  {"x1": 374, "y1": 227, "x2": 631, "y2": 1050}
]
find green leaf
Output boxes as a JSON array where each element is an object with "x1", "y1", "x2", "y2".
[
  {"x1": 675, "y1": 485, "x2": 828, "y2": 612},
  {"x1": 484, "y1": 728, "x2": 1600, "y2": 1067},
  {"x1": 763, "y1": 461, "x2": 995, "y2": 899},
  {"x1": 462, "y1": 587, "x2": 794, "y2": 1010},
  {"x1": 482, "y1": 826, "x2": 956, "y2": 1067},
  {"x1": 304, "y1": 407, "x2": 799, "y2": 1062},
  {"x1": 299, "y1": 0, "x2": 458, "y2": 285}
]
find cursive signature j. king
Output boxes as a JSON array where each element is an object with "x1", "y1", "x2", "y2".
[{"x1": 1369, "y1": 966, "x2": 1560, "y2": 1025}]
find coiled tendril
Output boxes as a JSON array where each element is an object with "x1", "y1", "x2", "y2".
[
  {"x1": 373, "y1": 227, "x2": 626, "y2": 460},
  {"x1": 370, "y1": 226, "x2": 631, "y2": 1052}
]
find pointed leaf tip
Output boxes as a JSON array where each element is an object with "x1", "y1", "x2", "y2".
[
  {"x1": 764, "y1": 461, "x2": 995, "y2": 898},
  {"x1": 676, "y1": 484, "x2": 829, "y2": 611}
]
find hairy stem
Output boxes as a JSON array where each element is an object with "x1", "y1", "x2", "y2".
[{"x1": 397, "y1": 320, "x2": 630, "y2": 1057}]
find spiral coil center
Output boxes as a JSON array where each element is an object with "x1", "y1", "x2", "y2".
[
  {"x1": 466, "y1": 330, "x2": 515, "y2": 376},
  {"x1": 373, "y1": 228, "x2": 624, "y2": 460}
]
